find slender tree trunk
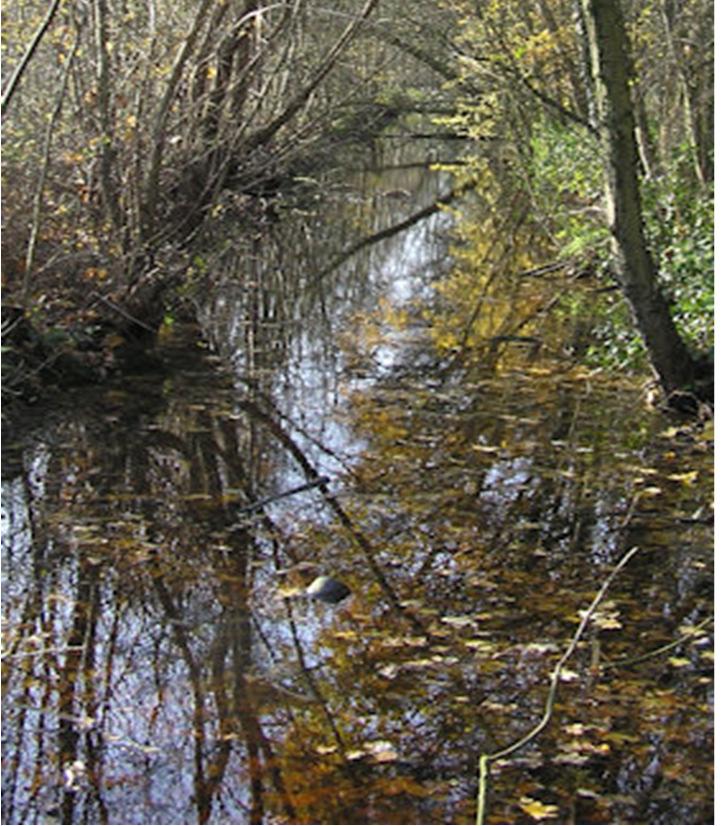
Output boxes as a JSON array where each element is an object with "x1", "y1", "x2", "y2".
[
  {"x1": 581, "y1": 0, "x2": 708, "y2": 406},
  {"x1": 660, "y1": 0, "x2": 711, "y2": 185},
  {"x1": 1, "y1": 0, "x2": 63, "y2": 115}
]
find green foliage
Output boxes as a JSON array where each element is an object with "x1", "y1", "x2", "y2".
[
  {"x1": 582, "y1": 297, "x2": 647, "y2": 372},
  {"x1": 643, "y1": 149, "x2": 714, "y2": 355},
  {"x1": 523, "y1": 129, "x2": 713, "y2": 372},
  {"x1": 528, "y1": 120, "x2": 604, "y2": 223}
]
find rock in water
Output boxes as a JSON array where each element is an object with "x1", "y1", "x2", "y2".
[{"x1": 306, "y1": 575, "x2": 351, "y2": 604}]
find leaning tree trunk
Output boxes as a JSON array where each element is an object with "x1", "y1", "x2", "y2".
[{"x1": 581, "y1": 0, "x2": 709, "y2": 407}]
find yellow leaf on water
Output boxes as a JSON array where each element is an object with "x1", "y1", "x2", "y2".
[
  {"x1": 371, "y1": 748, "x2": 398, "y2": 764},
  {"x1": 519, "y1": 796, "x2": 559, "y2": 820},
  {"x1": 275, "y1": 584, "x2": 305, "y2": 598},
  {"x1": 667, "y1": 656, "x2": 691, "y2": 668},
  {"x1": 595, "y1": 615, "x2": 623, "y2": 630},
  {"x1": 440, "y1": 615, "x2": 476, "y2": 627},
  {"x1": 679, "y1": 623, "x2": 705, "y2": 637},
  {"x1": 667, "y1": 471, "x2": 699, "y2": 485},
  {"x1": 332, "y1": 630, "x2": 359, "y2": 640},
  {"x1": 464, "y1": 639, "x2": 495, "y2": 653}
]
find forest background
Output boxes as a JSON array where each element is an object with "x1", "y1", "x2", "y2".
[{"x1": 0, "y1": 0, "x2": 714, "y2": 410}]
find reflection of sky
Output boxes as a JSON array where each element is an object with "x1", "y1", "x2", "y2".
[{"x1": 207, "y1": 171, "x2": 454, "y2": 494}]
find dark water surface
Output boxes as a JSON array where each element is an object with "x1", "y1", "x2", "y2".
[{"x1": 1, "y1": 163, "x2": 713, "y2": 824}]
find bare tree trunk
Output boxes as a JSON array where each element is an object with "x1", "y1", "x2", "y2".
[
  {"x1": 93, "y1": 0, "x2": 123, "y2": 231},
  {"x1": 660, "y1": 0, "x2": 712, "y2": 185},
  {"x1": 581, "y1": 0, "x2": 709, "y2": 406}
]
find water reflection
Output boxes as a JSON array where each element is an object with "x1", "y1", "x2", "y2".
[
  {"x1": 1, "y1": 159, "x2": 713, "y2": 825},
  {"x1": 199, "y1": 161, "x2": 452, "y2": 481}
]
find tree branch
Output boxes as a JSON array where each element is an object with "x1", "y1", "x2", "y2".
[{"x1": 1, "y1": 0, "x2": 63, "y2": 116}]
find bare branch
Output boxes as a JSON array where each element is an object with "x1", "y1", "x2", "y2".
[{"x1": 1, "y1": 0, "x2": 63, "y2": 116}]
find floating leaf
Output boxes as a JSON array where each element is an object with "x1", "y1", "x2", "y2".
[
  {"x1": 525, "y1": 642, "x2": 560, "y2": 654},
  {"x1": 276, "y1": 584, "x2": 305, "y2": 598},
  {"x1": 440, "y1": 615, "x2": 476, "y2": 627},
  {"x1": 581, "y1": 601, "x2": 622, "y2": 630},
  {"x1": 562, "y1": 722, "x2": 598, "y2": 736},
  {"x1": 472, "y1": 444, "x2": 501, "y2": 453},
  {"x1": 667, "y1": 470, "x2": 699, "y2": 485},
  {"x1": 667, "y1": 656, "x2": 691, "y2": 668},
  {"x1": 371, "y1": 747, "x2": 398, "y2": 764},
  {"x1": 594, "y1": 615, "x2": 622, "y2": 630},
  {"x1": 404, "y1": 658, "x2": 438, "y2": 669},
  {"x1": 379, "y1": 635, "x2": 428, "y2": 648},
  {"x1": 464, "y1": 639, "x2": 495, "y2": 653},
  {"x1": 561, "y1": 739, "x2": 610, "y2": 757},
  {"x1": 362, "y1": 740, "x2": 399, "y2": 763},
  {"x1": 481, "y1": 699, "x2": 517, "y2": 713},
  {"x1": 604, "y1": 731, "x2": 639, "y2": 745},
  {"x1": 679, "y1": 623, "x2": 707, "y2": 637},
  {"x1": 553, "y1": 751, "x2": 589, "y2": 766},
  {"x1": 431, "y1": 654, "x2": 459, "y2": 665},
  {"x1": 519, "y1": 796, "x2": 559, "y2": 820},
  {"x1": 331, "y1": 630, "x2": 360, "y2": 640},
  {"x1": 577, "y1": 788, "x2": 600, "y2": 799}
]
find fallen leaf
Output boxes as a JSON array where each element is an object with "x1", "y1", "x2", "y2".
[
  {"x1": 276, "y1": 584, "x2": 305, "y2": 598},
  {"x1": 440, "y1": 615, "x2": 476, "y2": 627},
  {"x1": 525, "y1": 642, "x2": 559, "y2": 654},
  {"x1": 519, "y1": 796, "x2": 559, "y2": 820},
  {"x1": 667, "y1": 471, "x2": 699, "y2": 485},
  {"x1": 364, "y1": 740, "x2": 399, "y2": 763},
  {"x1": 667, "y1": 656, "x2": 691, "y2": 667},
  {"x1": 464, "y1": 639, "x2": 495, "y2": 653},
  {"x1": 552, "y1": 751, "x2": 589, "y2": 766}
]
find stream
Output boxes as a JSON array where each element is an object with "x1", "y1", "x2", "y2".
[{"x1": 1, "y1": 151, "x2": 713, "y2": 825}]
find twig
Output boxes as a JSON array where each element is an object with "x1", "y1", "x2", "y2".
[
  {"x1": 601, "y1": 616, "x2": 713, "y2": 670},
  {"x1": 476, "y1": 544, "x2": 641, "y2": 825},
  {"x1": 89, "y1": 291, "x2": 156, "y2": 332}
]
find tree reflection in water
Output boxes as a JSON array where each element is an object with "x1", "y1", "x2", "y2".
[{"x1": 1, "y1": 160, "x2": 712, "y2": 825}]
